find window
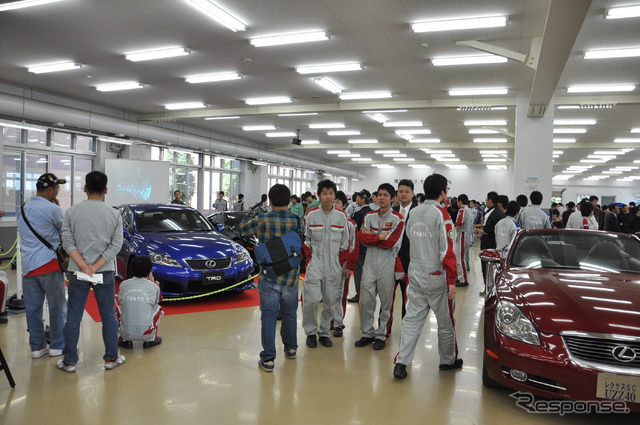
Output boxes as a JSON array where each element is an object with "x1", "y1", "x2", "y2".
[
  {"x1": 74, "y1": 158, "x2": 93, "y2": 203},
  {"x1": 1, "y1": 126, "x2": 21, "y2": 145},
  {"x1": 2, "y1": 151, "x2": 22, "y2": 215},
  {"x1": 75, "y1": 135, "x2": 96, "y2": 153},
  {"x1": 51, "y1": 154, "x2": 73, "y2": 209},
  {"x1": 51, "y1": 131, "x2": 72, "y2": 149},
  {"x1": 25, "y1": 154, "x2": 48, "y2": 203},
  {"x1": 26, "y1": 129, "x2": 46, "y2": 147}
]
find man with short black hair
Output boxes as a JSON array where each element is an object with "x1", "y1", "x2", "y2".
[
  {"x1": 604, "y1": 204, "x2": 620, "y2": 232},
  {"x1": 239, "y1": 184, "x2": 303, "y2": 372},
  {"x1": 496, "y1": 201, "x2": 521, "y2": 254},
  {"x1": 590, "y1": 196, "x2": 604, "y2": 229},
  {"x1": 370, "y1": 191, "x2": 380, "y2": 211},
  {"x1": 236, "y1": 193, "x2": 245, "y2": 211},
  {"x1": 17, "y1": 173, "x2": 68, "y2": 359},
  {"x1": 474, "y1": 191, "x2": 505, "y2": 294},
  {"x1": 117, "y1": 255, "x2": 163, "y2": 349},
  {"x1": 349, "y1": 192, "x2": 372, "y2": 303},
  {"x1": 518, "y1": 191, "x2": 551, "y2": 230},
  {"x1": 497, "y1": 195, "x2": 509, "y2": 213},
  {"x1": 394, "y1": 173, "x2": 461, "y2": 379},
  {"x1": 562, "y1": 201, "x2": 575, "y2": 226},
  {"x1": 454, "y1": 194, "x2": 472, "y2": 287},
  {"x1": 516, "y1": 194, "x2": 528, "y2": 208},
  {"x1": 302, "y1": 179, "x2": 349, "y2": 348},
  {"x1": 59, "y1": 171, "x2": 124, "y2": 373},
  {"x1": 213, "y1": 191, "x2": 227, "y2": 212},
  {"x1": 171, "y1": 190, "x2": 185, "y2": 205},
  {"x1": 356, "y1": 183, "x2": 404, "y2": 351}
]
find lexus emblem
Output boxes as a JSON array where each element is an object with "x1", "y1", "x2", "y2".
[
  {"x1": 205, "y1": 260, "x2": 217, "y2": 269},
  {"x1": 611, "y1": 345, "x2": 637, "y2": 363}
]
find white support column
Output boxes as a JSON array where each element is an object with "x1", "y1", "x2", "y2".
[{"x1": 513, "y1": 95, "x2": 554, "y2": 200}]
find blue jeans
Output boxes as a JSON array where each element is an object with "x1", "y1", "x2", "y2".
[
  {"x1": 23, "y1": 271, "x2": 67, "y2": 351},
  {"x1": 259, "y1": 280, "x2": 298, "y2": 361},
  {"x1": 62, "y1": 271, "x2": 119, "y2": 364}
]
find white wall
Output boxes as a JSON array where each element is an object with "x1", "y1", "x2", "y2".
[{"x1": 556, "y1": 182, "x2": 640, "y2": 205}]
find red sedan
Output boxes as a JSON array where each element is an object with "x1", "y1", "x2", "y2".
[{"x1": 481, "y1": 229, "x2": 640, "y2": 413}]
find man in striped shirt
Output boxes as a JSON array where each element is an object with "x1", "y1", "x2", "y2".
[{"x1": 239, "y1": 184, "x2": 303, "y2": 372}]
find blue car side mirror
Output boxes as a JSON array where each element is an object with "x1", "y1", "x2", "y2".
[{"x1": 215, "y1": 223, "x2": 225, "y2": 232}]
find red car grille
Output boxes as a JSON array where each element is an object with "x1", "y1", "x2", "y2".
[
  {"x1": 563, "y1": 335, "x2": 640, "y2": 369},
  {"x1": 185, "y1": 257, "x2": 232, "y2": 271}
]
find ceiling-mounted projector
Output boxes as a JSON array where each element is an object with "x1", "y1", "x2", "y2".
[{"x1": 292, "y1": 129, "x2": 302, "y2": 145}]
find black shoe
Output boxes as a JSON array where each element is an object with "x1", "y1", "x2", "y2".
[
  {"x1": 306, "y1": 335, "x2": 317, "y2": 348},
  {"x1": 333, "y1": 328, "x2": 343, "y2": 338},
  {"x1": 143, "y1": 337, "x2": 162, "y2": 349},
  {"x1": 479, "y1": 291, "x2": 486, "y2": 296},
  {"x1": 0, "y1": 316, "x2": 7, "y2": 324},
  {"x1": 118, "y1": 339, "x2": 133, "y2": 349},
  {"x1": 373, "y1": 339, "x2": 386, "y2": 350},
  {"x1": 439, "y1": 358, "x2": 463, "y2": 371},
  {"x1": 347, "y1": 296, "x2": 359, "y2": 303},
  {"x1": 455, "y1": 281, "x2": 469, "y2": 287},
  {"x1": 319, "y1": 336, "x2": 333, "y2": 347},
  {"x1": 393, "y1": 363, "x2": 407, "y2": 379},
  {"x1": 354, "y1": 337, "x2": 375, "y2": 347}
]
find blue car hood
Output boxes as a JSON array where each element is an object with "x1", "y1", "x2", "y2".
[{"x1": 141, "y1": 231, "x2": 238, "y2": 259}]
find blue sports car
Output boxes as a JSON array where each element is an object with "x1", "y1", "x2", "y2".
[{"x1": 115, "y1": 204, "x2": 255, "y2": 297}]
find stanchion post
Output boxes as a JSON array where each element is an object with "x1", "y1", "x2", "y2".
[{"x1": 15, "y1": 231, "x2": 22, "y2": 300}]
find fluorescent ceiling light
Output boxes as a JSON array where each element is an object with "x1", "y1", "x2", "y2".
[
  {"x1": 422, "y1": 149, "x2": 452, "y2": 154},
  {"x1": 553, "y1": 138, "x2": 576, "y2": 143},
  {"x1": 605, "y1": 5, "x2": 640, "y2": 19},
  {"x1": 446, "y1": 164, "x2": 468, "y2": 169},
  {"x1": 204, "y1": 116, "x2": 240, "y2": 120},
  {"x1": 0, "y1": 0, "x2": 62, "y2": 11},
  {"x1": 384, "y1": 154, "x2": 407, "y2": 158},
  {"x1": 469, "y1": 129, "x2": 499, "y2": 134},
  {"x1": 327, "y1": 130, "x2": 360, "y2": 136},
  {"x1": 393, "y1": 158, "x2": 415, "y2": 162},
  {"x1": 464, "y1": 120, "x2": 507, "y2": 126},
  {"x1": 327, "y1": 150, "x2": 350, "y2": 154},
  {"x1": 631, "y1": 128, "x2": 640, "y2": 133},
  {"x1": 243, "y1": 125, "x2": 275, "y2": 131},
  {"x1": 266, "y1": 132, "x2": 296, "y2": 137},
  {"x1": 487, "y1": 165, "x2": 507, "y2": 170},
  {"x1": 408, "y1": 138, "x2": 441, "y2": 144},
  {"x1": 98, "y1": 136, "x2": 132, "y2": 145},
  {"x1": 483, "y1": 158, "x2": 507, "y2": 162},
  {"x1": 362, "y1": 109, "x2": 407, "y2": 113},
  {"x1": 251, "y1": 161, "x2": 269, "y2": 166},
  {"x1": 383, "y1": 121, "x2": 423, "y2": 127},
  {"x1": 339, "y1": 92, "x2": 392, "y2": 100},
  {"x1": 348, "y1": 139, "x2": 378, "y2": 144},
  {"x1": 366, "y1": 113, "x2": 387, "y2": 123},
  {"x1": 185, "y1": 72, "x2": 241, "y2": 83},
  {"x1": 312, "y1": 77, "x2": 343, "y2": 94},
  {"x1": 431, "y1": 54, "x2": 507, "y2": 66},
  {"x1": 95, "y1": 82, "x2": 144, "y2": 92},
  {"x1": 588, "y1": 155, "x2": 616, "y2": 159},
  {"x1": 557, "y1": 105, "x2": 580, "y2": 109},
  {"x1": 395, "y1": 129, "x2": 432, "y2": 135},
  {"x1": 165, "y1": 102, "x2": 206, "y2": 110},
  {"x1": 594, "y1": 150, "x2": 631, "y2": 155},
  {"x1": 352, "y1": 157, "x2": 372, "y2": 161},
  {"x1": 491, "y1": 106, "x2": 508, "y2": 111},
  {"x1": 614, "y1": 138, "x2": 640, "y2": 143},
  {"x1": 409, "y1": 164, "x2": 431, "y2": 169},
  {"x1": 278, "y1": 112, "x2": 318, "y2": 117},
  {"x1": 309, "y1": 123, "x2": 344, "y2": 129},
  {"x1": 580, "y1": 159, "x2": 606, "y2": 163},
  {"x1": 338, "y1": 154, "x2": 360, "y2": 158},
  {"x1": 125, "y1": 47, "x2": 190, "y2": 62},
  {"x1": 449, "y1": 87, "x2": 508, "y2": 96},
  {"x1": 553, "y1": 119, "x2": 596, "y2": 125},
  {"x1": 185, "y1": 0, "x2": 246, "y2": 32},
  {"x1": 472, "y1": 138, "x2": 507, "y2": 143},
  {"x1": 300, "y1": 140, "x2": 320, "y2": 145},
  {"x1": 296, "y1": 63, "x2": 362, "y2": 74},
  {"x1": 602, "y1": 171, "x2": 623, "y2": 174},
  {"x1": 0, "y1": 120, "x2": 46, "y2": 133},
  {"x1": 431, "y1": 154, "x2": 455, "y2": 158},
  {"x1": 567, "y1": 84, "x2": 635, "y2": 93},
  {"x1": 250, "y1": 31, "x2": 329, "y2": 47},
  {"x1": 553, "y1": 150, "x2": 564, "y2": 155},
  {"x1": 245, "y1": 97, "x2": 292, "y2": 105},
  {"x1": 553, "y1": 128, "x2": 587, "y2": 134},
  {"x1": 553, "y1": 175, "x2": 573, "y2": 180},
  {"x1": 375, "y1": 150, "x2": 400, "y2": 154},
  {"x1": 584, "y1": 47, "x2": 640, "y2": 59},
  {"x1": 412, "y1": 16, "x2": 507, "y2": 33},
  {"x1": 27, "y1": 61, "x2": 82, "y2": 74},
  {"x1": 372, "y1": 164, "x2": 395, "y2": 168},
  {"x1": 436, "y1": 158, "x2": 461, "y2": 162},
  {"x1": 479, "y1": 150, "x2": 507, "y2": 154}
]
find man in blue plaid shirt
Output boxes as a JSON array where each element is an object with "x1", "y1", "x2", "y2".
[{"x1": 239, "y1": 184, "x2": 303, "y2": 372}]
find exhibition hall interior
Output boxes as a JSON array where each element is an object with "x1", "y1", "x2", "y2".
[{"x1": 0, "y1": 0, "x2": 639, "y2": 423}]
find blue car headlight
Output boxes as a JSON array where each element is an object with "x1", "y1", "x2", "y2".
[
  {"x1": 149, "y1": 251, "x2": 182, "y2": 268},
  {"x1": 235, "y1": 248, "x2": 251, "y2": 264}
]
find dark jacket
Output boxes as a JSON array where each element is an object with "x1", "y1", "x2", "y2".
[
  {"x1": 393, "y1": 202, "x2": 418, "y2": 273},
  {"x1": 481, "y1": 206, "x2": 506, "y2": 250}
]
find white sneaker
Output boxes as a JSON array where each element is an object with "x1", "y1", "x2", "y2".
[
  {"x1": 104, "y1": 354, "x2": 126, "y2": 370},
  {"x1": 49, "y1": 348, "x2": 64, "y2": 357},
  {"x1": 32, "y1": 346, "x2": 49, "y2": 359},
  {"x1": 56, "y1": 358, "x2": 77, "y2": 373}
]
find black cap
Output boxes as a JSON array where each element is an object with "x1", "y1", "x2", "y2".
[{"x1": 36, "y1": 173, "x2": 67, "y2": 189}]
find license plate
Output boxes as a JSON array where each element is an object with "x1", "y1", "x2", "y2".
[
  {"x1": 596, "y1": 373, "x2": 640, "y2": 404},
  {"x1": 202, "y1": 271, "x2": 225, "y2": 285}
]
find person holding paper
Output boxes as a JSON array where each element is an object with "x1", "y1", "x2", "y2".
[{"x1": 59, "y1": 171, "x2": 124, "y2": 373}]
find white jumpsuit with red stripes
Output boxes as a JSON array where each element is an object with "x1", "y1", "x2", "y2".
[{"x1": 395, "y1": 200, "x2": 459, "y2": 366}]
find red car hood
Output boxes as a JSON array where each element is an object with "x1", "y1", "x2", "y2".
[{"x1": 500, "y1": 268, "x2": 640, "y2": 336}]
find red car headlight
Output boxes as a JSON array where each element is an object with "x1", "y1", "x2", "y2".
[{"x1": 496, "y1": 300, "x2": 540, "y2": 346}]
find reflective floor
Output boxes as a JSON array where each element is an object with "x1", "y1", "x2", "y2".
[{"x1": 0, "y1": 247, "x2": 637, "y2": 424}]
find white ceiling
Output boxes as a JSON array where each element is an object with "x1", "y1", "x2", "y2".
[{"x1": 1, "y1": 0, "x2": 639, "y2": 181}]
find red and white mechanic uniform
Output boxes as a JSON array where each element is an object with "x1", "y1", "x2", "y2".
[
  {"x1": 395, "y1": 200, "x2": 459, "y2": 366},
  {"x1": 335, "y1": 216, "x2": 359, "y2": 327},
  {"x1": 302, "y1": 206, "x2": 350, "y2": 338},
  {"x1": 455, "y1": 205, "x2": 473, "y2": 284},
  {"x1": 359, "y1": 209, "x2": 404, "y2": 342}
]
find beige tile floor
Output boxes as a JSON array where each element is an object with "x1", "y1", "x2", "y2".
[{"x1": 0, "y1": 247, "x2": 637, "y2": 425}]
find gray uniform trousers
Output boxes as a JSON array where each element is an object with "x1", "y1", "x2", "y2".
[
  {"x1": 302, "y1": 267, "x2": 343, "y2": 337},
  {"x1": 396, "y1": 272, "x2": 457, "y2": 366},
  {"x1": 359, "y1": 248, "x2": 395, "y2": 340}
]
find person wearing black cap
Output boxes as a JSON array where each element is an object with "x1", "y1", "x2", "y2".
[{"x1": 16, "y1": 173, "x2": 68, "y2": 359}]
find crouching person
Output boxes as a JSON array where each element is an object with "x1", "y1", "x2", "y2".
[{"x1": 117, "y1": 256, "x2": 164, "y2": 349}]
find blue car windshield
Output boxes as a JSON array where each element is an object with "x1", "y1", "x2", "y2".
[
  {"x1": 135, "y1": 209, "x2": 212, "y2": 233},
  {"x1": 510, "y1": 230, "x2": 640, "y2": 274}
]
